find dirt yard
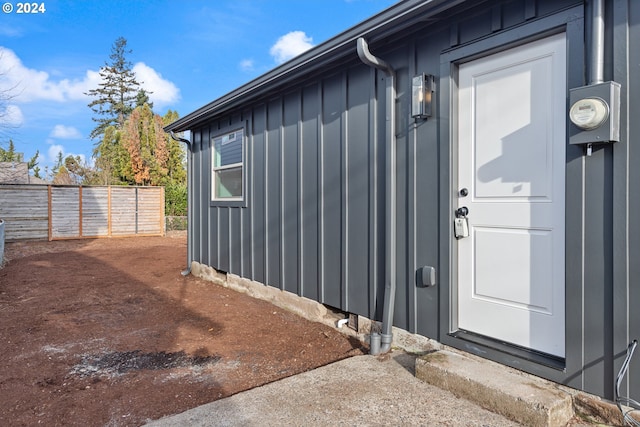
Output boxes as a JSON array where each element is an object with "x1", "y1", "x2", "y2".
[{"x1": 0, "y1": 234, "x2": 365, "y2": 426}]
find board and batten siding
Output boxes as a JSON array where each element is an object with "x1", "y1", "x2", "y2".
[
  {"x1": 190, "y1": 66, "x2": 387, "y2": 321},
  {"x1": 0, "y1": 185, "x2": 164, "y2": 241}
]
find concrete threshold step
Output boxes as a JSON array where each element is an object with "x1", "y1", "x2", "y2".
[{"x1": 415, "y1": 350, "x2": 574, "y2": 427}]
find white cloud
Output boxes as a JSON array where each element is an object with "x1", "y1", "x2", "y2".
[
  {"x1": 133, "y1": 62, "x2": 180, "y2": 108},
  {"x1": 47, "y1": 144, "x2": 64, "y2": 163},
  {"x1": 0, "y1": 104, "x2": 24, "y2": 126},
  {"x1": 270, "y1": 31, "x2": 314, "y2": 64},
  {"x1": 239, "y1": 59, "x2": 255, "y2": 72},
  {"x1": 0, "y1": 47, "x2": 98, "y2": 103},
  {"x1": 0, "y1": 47, "x2": 179, "y2": 108},
  {"x1": 49, "y1": 124, "x2": 82, "y2": 139},
  {"x1": 59, "y1": 69, "x2": 102, "y2": 101}
]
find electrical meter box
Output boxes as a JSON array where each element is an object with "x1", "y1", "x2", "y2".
[{"x1": 569, "y1": 81, "x2": 620, "y2": 145}]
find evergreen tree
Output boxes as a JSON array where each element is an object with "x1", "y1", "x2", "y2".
[
  {"x1": 163, "y1": 110, "x2": 186, "y2": 184},
  {"x1": 86, "y1": 37, "x2": 140, "y2": 140},
  {"x1": 51, "y1": 151, "x2": 64, "y2": 176},
  {"x1": 93, "y1": 125, "x2": 129, "y2": 185},
  {"x1": 0, "y1": 140, "x2": 38, "y2": 174},
  {"x1": 0, "y1": 139, "x2": 18, "y2": 161},
  {"x1": 135, "y1": 89, "x2": 154, "y2": 109},
  {"x1": 161, "y1": 110, "x2": 186, "y2": 216},
  {"x1": 26, "y1": 150, "x2": 39, "y2": 171}
]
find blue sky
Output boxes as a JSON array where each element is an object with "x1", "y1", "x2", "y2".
[{"x1": 0, "y1": 0, "x2": 397, "y2": 174}]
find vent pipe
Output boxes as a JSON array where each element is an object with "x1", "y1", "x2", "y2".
[{"x1": 357, "y1": 37, "x2": 397, "y2": 355}]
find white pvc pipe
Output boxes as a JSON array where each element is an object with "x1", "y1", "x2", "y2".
[{"x1": 337, "y1": 318, "x2": 349, "y2": 328}]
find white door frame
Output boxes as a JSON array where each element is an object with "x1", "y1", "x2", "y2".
[{"x1": 453, "y1": 33, "x2": 567, "y2": 357}]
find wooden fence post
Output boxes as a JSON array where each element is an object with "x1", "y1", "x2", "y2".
[
  {"x1": 47, "y1": 185, "x2": 52, "y2": 241},
  {"x1": 108, "y1": 186, "x2": 112, "y2": 237},
  {"x1": 78, "y1": 186, "x2": 83, "y2": 238}
]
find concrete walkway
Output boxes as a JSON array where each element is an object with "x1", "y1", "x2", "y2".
[{"x1": 145, "y1": 351, "x2": 522, "y2": 427}]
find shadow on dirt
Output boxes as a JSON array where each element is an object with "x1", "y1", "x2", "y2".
[
  {"x1": 0, "y1": 237, "x2": 365, "y2": 426},
  {"x1": 71, "y1": 350, "x2": 222, "y2": 377}
]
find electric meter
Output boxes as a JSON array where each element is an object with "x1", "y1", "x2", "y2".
[
  {"x1": 568, "y1": 81, "x2": 620, "y2": 145},
  {"x1": 569, "y1": 97, "x2": 609, "y2": 130}
]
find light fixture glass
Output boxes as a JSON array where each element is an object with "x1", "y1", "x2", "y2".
[{"x1": 412, "y1": 74, "x2": 435, "y2": 119}]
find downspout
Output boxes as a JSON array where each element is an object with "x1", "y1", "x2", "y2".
[
  {"x1": 590, "y1": 0, "x2": 605, "y2": 85},
  {"x1": 170, "y1": 131, "x2": 193, "y2": 276},
  {"x1": 357, "y1": 37, "x2": 396, "y2": 355}
]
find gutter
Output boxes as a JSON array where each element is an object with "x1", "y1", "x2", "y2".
[
  {"x1": 169, "y1": 131, "x2": 193, "y2": 276},
  {"x1": 357, "y1": 37, "x2": 396, "y2": 355}
]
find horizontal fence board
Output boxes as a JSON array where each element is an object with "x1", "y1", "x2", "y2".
[
  {"x1": 81, "y1": 187, "x2": 110, "y2": 237},
  {"x1": 50, "y1": 187, "x2": 80, "y2": 238},
  {"x1": 110, "y1": 187, "x2": 137, "y2": 236},
  {"x1": 0, "y1": 184, "x2": 164, "y2": 241},
  {"x1": 0, "y1": 185, "x2": 49, "y2": 240}
]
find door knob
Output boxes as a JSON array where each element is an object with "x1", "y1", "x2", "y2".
[{"x1": 456, "y1": 206, "x2": 469, "y2": 217}]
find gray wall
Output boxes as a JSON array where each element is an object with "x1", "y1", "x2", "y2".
[
  {"x1": 613, "y1": 0, "x2": 640, "y2": 404},
  {"x1": 188, "y1": 0, "x2": 640, "y2": 399},
  {"x1": 189, "y1": 66, "x2": 387, "y2": 319}
]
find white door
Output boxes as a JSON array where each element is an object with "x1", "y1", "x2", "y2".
[{"x1": 457, "y1": 33, "x2": 566, "y2": 357}]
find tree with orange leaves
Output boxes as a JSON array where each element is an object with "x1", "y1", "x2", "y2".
[{"x1": 121, "y1": 104, "x2": 169, "y2": 186}]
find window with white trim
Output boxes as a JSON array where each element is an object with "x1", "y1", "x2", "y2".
[{"x1": 212, "y1": 128, "x2": 244, "y2": 201}]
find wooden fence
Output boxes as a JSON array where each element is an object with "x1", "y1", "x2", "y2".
[{"x1": 0, "y1": 185, "x2": 164, "y2": 241}]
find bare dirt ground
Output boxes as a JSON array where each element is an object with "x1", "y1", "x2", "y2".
[{"x1": 0, "y1": 234, "x2": 365, "y2": 426}]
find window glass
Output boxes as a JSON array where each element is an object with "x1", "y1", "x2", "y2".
[
  {"x1": 213, "y1": 131, "x2": 243, "y2": 167},
  {"x1": 212, "y1": 129, "x2": 244, "y2": 201},
  {"x1": 215, "y1": 167, "x2": 242, "y2": 198}
]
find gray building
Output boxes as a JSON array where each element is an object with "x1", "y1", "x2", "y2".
[
  {"x1": 0, "y1": 162, "x2": 47, "y2": 184},
  {"x1": 165, "y1": 0, "x2": 639, "y2": 401}
]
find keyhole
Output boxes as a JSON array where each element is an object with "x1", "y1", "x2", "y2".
[{"x1": 459, "y1": 188, "x2": 469, "y2": 197}]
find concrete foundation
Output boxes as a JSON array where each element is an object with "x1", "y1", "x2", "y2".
[{"x1": 415, "y1": 350, "x2": 574, "y2": 426}]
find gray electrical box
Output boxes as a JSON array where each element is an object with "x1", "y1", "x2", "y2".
[
  {"x1": 416, "y1": 266, "x2": 436, "y2": 287},
  {"x1": 569, "y1": 81, "x2": 621, "y2": 145}
]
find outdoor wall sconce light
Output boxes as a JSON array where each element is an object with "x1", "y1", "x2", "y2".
[{"x1": 412, "y1": 73, "x2": 436, "y2": 119}]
